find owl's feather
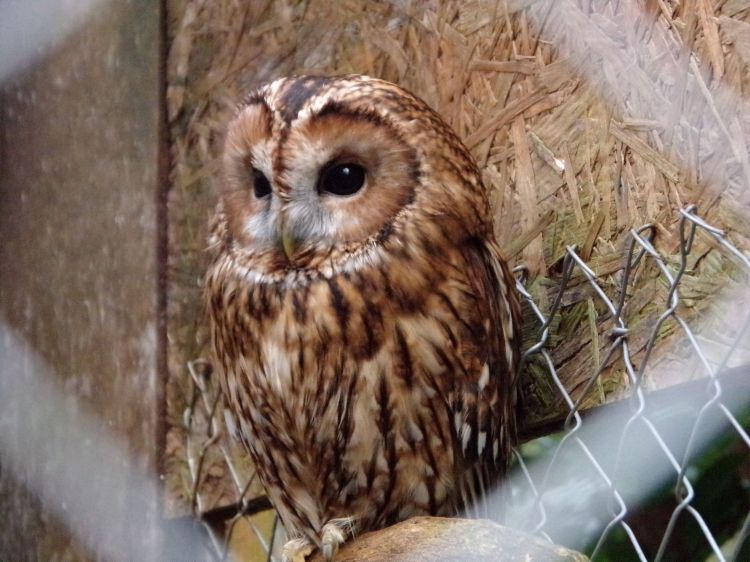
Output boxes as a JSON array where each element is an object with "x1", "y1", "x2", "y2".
[{"x1": 205, "y1": 75, "x2": 521, "y2": 558}]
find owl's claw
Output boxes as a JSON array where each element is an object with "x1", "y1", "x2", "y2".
[
  {"x1": 320, "y1": 517, "x2": 356, "y2": 561},
  {"x1": 281, "y1": 537, "x2": 314, "y2": 562}
]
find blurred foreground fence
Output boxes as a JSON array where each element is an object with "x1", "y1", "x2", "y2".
[{"x1": 183, "y1": 205, "x2": 750, "y2": 561}]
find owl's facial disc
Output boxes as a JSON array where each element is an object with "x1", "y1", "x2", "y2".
[{"x1": 221, "y1": 88, "x2": 420, "y2": 273}]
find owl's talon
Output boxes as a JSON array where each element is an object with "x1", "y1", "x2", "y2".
[
  {"x1": 281, "y1": 537, "x2": 314, "y2": 562},
  {"x1": 320, "y1": 528, "x2": 343, "y2": 560},
  {"x1": 320, "y1": 517, "x2": 356, "y2": 561}
]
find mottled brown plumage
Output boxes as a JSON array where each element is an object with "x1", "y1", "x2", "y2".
[{"x1": 205, "y1": 75, "x2": 521, "y2": 561}]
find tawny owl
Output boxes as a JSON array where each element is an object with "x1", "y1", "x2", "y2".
[{"x1": 205, "y1": 75, "x2": 521, "y2": 561}]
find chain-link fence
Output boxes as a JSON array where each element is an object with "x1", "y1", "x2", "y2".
[
  {"x1": 509, "y1": 205, "x2": 750, "y2": 561},
  {"x1": 183, "y1": 205, "x2": 750, "y2": 561},
  {"x1": 184, "y1": 358, "x2": 282, "y2": 560}
]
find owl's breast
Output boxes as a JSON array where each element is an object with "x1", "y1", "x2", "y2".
[
  {"x1": 208, "y1": 256, "x2": 467, "y2": 534},
  {"x1": 217, "y1": 267, "x2": 397, "y2": 433}
]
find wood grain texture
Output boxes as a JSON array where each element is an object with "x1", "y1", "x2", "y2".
[{"x1": 310, "y1": 516, "x2": 589, "y2": 562}]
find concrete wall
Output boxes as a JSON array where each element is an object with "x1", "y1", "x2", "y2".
[{"x1": 0, "y1": 2, "x2": 164, "y2": 559}]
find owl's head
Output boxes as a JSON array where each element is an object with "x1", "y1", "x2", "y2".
[{"x1": 216, "y1": 75, "x2": 489, "y2": 279}]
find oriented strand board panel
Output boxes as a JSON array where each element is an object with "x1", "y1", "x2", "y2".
[{"x1": 0, "y1": 1, "x2": 163, "y2": 560}]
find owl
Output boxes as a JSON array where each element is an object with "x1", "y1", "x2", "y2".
[{"x1": 205, "y1": 75, "x2": 521, "y2": 561}]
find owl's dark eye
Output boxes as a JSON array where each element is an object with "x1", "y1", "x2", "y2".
[
  {"x1": 253, "y1": 169, "x2": 272, "y2": 198},
  {"x1": 318, "y1": 163, "x2": 366, "y2": 196}
]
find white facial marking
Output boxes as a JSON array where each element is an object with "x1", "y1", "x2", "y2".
[
  {"x1": 279, "y1": 125, "x2": 340, "y2": 242},
  {"x1": 252, "y1": 137, "x2": 275, "y2": 177},
  {"x1": 244, "y1": 207, "x2": 277, "y2": 243}
]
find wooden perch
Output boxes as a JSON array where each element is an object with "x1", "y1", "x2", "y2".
[{"x1": 311, "y1": 517, "x2": 588, "y2": 562}]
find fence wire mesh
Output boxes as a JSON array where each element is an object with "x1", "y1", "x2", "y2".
[{"x1": 183, "y1": 205, "x2": 750, "y2": 561}]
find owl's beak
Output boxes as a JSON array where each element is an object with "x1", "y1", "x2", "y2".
[
  {"x1": 280, "y1": 228, "x2": 296, "y2": 263},
  {"x1": 277, "y1": 215, "x2": 297, "y2": 263}
]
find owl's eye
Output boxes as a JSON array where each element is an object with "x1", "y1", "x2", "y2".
[
  {"x1": 253, "y1": 169, "x2": 272, "y2": 198},
  {"x1": 318, "y1": 163, "x2": 366, "y2": 196}
]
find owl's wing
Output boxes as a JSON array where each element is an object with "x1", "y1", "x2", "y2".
[{"x1": 450, "y1": 238, "x2": 521, "y2": 518}]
